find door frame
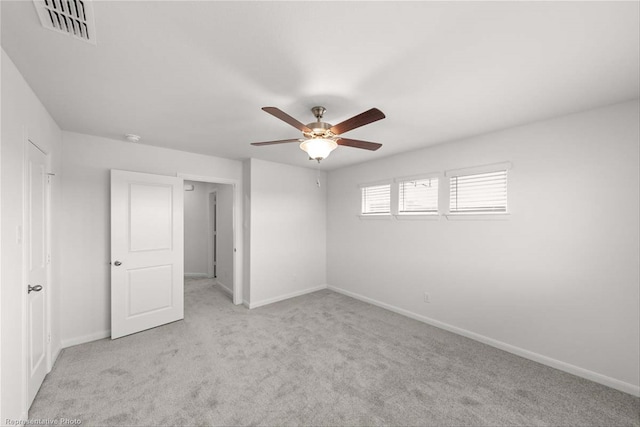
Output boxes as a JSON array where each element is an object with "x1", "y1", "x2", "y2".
[
  {"x1": 22, "y1": 135, "x2": 53, "y2": 415},
  {"x1": 207, "y1": 189, "x2": 218, "y2": 279},
  {"x1": 177, "y1": 173, "x2": 242, "y2": 305}
]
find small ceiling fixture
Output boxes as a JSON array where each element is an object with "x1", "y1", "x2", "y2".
[
  {"x1": 124, "y1": 134, "x2": 141, "y2": 143},
  {"x1": 252, "y1": 105, "x2": 385, "y2": 162}
]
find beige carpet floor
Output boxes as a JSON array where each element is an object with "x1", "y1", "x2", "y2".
[{"x1": 29, "y1": 278, "x2": 640, "y2": 426}]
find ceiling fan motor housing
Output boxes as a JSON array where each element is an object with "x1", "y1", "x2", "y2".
[{"x1": 304, "y1": 121, "x2": 333, "y2": 139}]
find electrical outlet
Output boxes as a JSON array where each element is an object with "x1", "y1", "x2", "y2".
[{"x1": 424, "y1": 292, "x2": 430, "y2": 303}]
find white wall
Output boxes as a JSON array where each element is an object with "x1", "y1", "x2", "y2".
[
  {"x1": 59, "y1": 132, "x2": 242, "y2": 346},
  {"x1": 214, "y1": 183, "x2": 234, "y2": 293},
  {"x1": 184, "y1": 180, "x2": 213, "y2": 276},
  {"x1": 327, "y1": 100, "x2": 640, "y2": 395},
  {"x1": 1, "y1": 49, "x2": 63, "y2": 420},
  {"x1": 246, "y1": 158, "x2": 327, "y2": 307},
  {"x1": 0, "y1": 24, "x2": 3, "y2": 424},
  {"x1": 242, "y1": 160, "x2": 251, "y2": 304}
]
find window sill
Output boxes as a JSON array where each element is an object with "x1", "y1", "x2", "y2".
[
  {"x1": 446, "y1": 213, "x2": 510, "y2": 221},
  {"x1": 394, "y1": 214, "x2": 440, "y2": 221},
  {"x1": 358, "y1": 214, "x2": 392, "y2": 220}
]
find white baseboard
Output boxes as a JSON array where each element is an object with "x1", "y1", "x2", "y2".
[
  {"x1": 216, "y1": 280, "x2": 233, "y2": 296},
  {"x1": 184, "y1": 272, "x2": 209, "y2": 278},
  {"x1": 61, "y1": 330, "x2": 111, "y2": 349},
  {"x1": 249, "y1": 284, "x2": 327, "y2": 309},
  {"x1": 327, "y1": 285, "x2": 640, "y2": 397}
]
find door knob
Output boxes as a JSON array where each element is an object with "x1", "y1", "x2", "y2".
[
  {"x1": 28, "y1": 285, "x2": 43, "y2": 293},
  {"x1": 114, "y1": 261, "x2": 122, "y2": 266}
]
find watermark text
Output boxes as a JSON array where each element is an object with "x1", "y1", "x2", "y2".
[{"x1": 5, "y1": 418, "x2": 81, "y2": 426}]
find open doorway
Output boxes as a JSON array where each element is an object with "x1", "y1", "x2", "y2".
[{"x1": 184, "y1": 180, "x2": 234, "y2": 302}]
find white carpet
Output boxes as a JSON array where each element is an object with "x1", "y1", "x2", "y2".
[{"x1": 29, "y1": 278, "x2": 640, "y2": 426}]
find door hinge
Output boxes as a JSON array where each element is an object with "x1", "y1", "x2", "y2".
[
  {"x1": 47, "y1": 333, "x2": 51, "y2": 343},
  {"x1": 47, "y1": 253, "x2": 51, "y2": 264}
]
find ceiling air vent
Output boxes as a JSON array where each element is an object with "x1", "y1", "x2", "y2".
[{"x1": 33, "y1": 0, "x2": 96, "y2": 45}]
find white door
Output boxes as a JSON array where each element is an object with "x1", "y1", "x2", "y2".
[
  {"x1": 27, "y1": 142, "x2": 48, "y2": 407},
  {"x1": 110, "y1": 170, "x2": 184, "y2": 339}
]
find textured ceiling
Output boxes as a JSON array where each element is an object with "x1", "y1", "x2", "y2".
[{"x1": 2, "y1": 1, "x2": 639, "y2": 170}]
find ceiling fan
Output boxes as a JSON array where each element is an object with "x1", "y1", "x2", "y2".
[{"x1": 252, "y1": 106, "x2": 385, "y2": 162}]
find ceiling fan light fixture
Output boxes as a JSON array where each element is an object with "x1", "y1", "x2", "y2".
[{"x1": 299, "y1": 138, "x2": 337, "y2": 162}]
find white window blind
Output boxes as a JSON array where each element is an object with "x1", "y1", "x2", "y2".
[
  {"x1": 399, "y1": 178, "x2": 438, "y2": 214},
  {"x1": 449, "y1": 170, "x2": 507, "y2": 213},
  {"x1": 361, "y1": 184, "x2": 390, "y2": 214}
]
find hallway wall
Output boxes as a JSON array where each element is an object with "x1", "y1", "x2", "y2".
[
  {"x1": 183, "y1": 181, "x2": 234, "y2": 292},
  {"x1": 184, "y1": 180, "x2": 215, "y2": 276}
]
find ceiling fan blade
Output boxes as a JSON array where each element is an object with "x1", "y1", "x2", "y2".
[
  {"x1": 251, "y1": 138, "x2": 302, "y2": 146},
  {"x1": 329, "y1": 108, "x2": 386, "y2": 135},
  {"x1": 262, "y1": 107, "x2": 312, "y2": 133},
  {"x1": 336, "y1": 138, "x2": 382, "y2": 151}
]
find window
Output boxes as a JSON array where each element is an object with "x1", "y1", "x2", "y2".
[
  {"x1": 361, "y1": 184, "x2": 391, "y2": 215},
  {"x1": 449, "y1": 170, "x2": 507, "y2": 214},
  {"x1": 398, "y1": 178, "x2": 438, "y2": 214}
]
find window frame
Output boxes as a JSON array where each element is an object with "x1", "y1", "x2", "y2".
[
  {"x1": 394, "y1": 173, "x2": 441, "y2": 220},
  {"x1": 359, "y1": 180, "x2": 393, "y2": 218},
  {"x1": 444, "y1": 162, "x2": 512, "y2": 221}
]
